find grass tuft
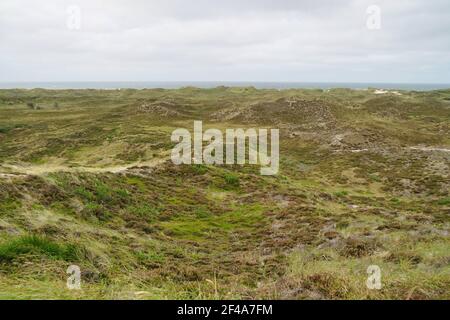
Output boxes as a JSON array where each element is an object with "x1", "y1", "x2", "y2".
[{"x1": 0, "y1": 235, "x2": 80, "y2": 262}]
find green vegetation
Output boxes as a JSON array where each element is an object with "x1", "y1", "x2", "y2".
[
  {"x1": 437, "y1": 197, "x2": 450, "y2": 206},
  {"x1": 0, "y1": 87, "x2": 449, "y2": 299},
  {"x1": 223, "y1": 172, "x2": 240, "y2": 188},
  {"x1": 0, "y1": 235, "x2": 79, "y2": 262}
]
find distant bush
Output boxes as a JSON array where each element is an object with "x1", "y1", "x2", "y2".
[
  {"x1": 25, "y1": 102, "x2": 42, "y2": 110},
  {"x1": 0, "y1": 126, "x2": 11, "y2": 134},
  {"x1": 0, "y1": 124, "x2": 26, "y2": 134},
  {"x1": 26, "y1": 102, "x2": 35, "y2": 109}
]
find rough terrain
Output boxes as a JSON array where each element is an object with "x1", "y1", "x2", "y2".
[{"x1": 0, "y1": 87, "x2": 449, "y2": 299}]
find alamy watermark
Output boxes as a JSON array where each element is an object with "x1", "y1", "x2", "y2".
[
  {"x1": 366, "y1": 265, "x2": 382, "y2": 290},
  {"x1": 66, "y1": 5, "x2": 82, "y2": 30},
  {"x1": 66, "y1": 264, "x2": 81, "y2": 290},
  {"x1": 171, "y1": 121, "x2": 279, "y2": 175},
  {"x1": 366, "y1": 5, "x2": 381, "y2": 30}
]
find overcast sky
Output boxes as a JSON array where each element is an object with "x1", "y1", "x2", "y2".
[{"x1": 0, "y1": 0, "x2": 449, "y2": 83}]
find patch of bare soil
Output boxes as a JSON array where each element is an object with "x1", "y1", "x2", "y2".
[{"x1": 409, "y1": 146, "x2": 450, "y2": 152}]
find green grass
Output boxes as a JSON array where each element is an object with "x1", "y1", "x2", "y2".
[
  {"x1": 159, "y1": 204, "x2": 265, "y2": 241},
  {"x1": 135, "y1": 250, "x2": 166, "y2": 265},
  {"x1": 0, "y1": 87, "x2": 449, "y2": 299},
  {"x1": 437, "y1": 197, "x2": 450, "y2": 206},
  {"x1": 126, "y1": 204, "x2": 161, "y2": 220},
  {"x1": 0, "y1": 199, "x2": 21, "y2": 215},
  {"x1": 279, "y1": 237, "x2": 450, "y2": 299},
  {"x1": 334, "y1": 190, "x2": 349, "y2": 197},
  {"x1": 0, "y1": 235, "x2": 80, "y2": 262},
  {"x1": 223, "y1": 172, "x2": 240, "y2": 188}
]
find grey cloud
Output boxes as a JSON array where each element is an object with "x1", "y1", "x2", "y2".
[{"x1": 0, "y1": 0, "x2": 449, "y2": 82}]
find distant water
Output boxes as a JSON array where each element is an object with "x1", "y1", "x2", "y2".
[{"x1": 0, "y1": 81, "x2": 449, "y2": 91}]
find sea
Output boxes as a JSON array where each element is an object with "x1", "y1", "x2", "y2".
[{"x1": 0, "y1": 81, "x2": 449, "y2": 91}]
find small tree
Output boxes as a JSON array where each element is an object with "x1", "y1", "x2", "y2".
[{"x1": 26, "y1": 102, "x2": 35, "y2": 109}]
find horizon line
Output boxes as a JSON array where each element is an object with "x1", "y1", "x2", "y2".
[{"x1": 1, "y1": 80, "x2": 450, "y2": 85}]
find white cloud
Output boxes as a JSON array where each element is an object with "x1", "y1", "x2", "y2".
[{"x1": 0, "y1": 0, "x2": 449, "y2": 82}]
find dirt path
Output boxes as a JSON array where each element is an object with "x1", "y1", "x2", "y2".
[
  {"x1": 0, "y1": 158, "x2": 167, "y2": 177},
  {"x1": 409, "y1": 146, "x2": 450, "y2": 152},
  {"x1": 335, "y1": 146, "x2": 450, "y2": 153}
]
